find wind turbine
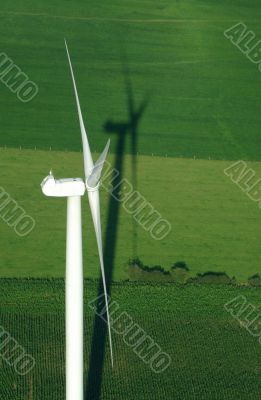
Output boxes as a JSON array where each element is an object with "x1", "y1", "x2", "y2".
[{"x1": 41, "y1": 41, "x2": 113, "y2": 400}]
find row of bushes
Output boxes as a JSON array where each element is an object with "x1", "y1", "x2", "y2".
[{"x1": 128, "y1": 258, "x2": 261, "y2": 286}]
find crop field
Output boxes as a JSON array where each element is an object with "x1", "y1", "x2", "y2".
[
  {"x1": 0, "y1": 1, "x2": 261, "y2": 160},
  {"x1": 0, "y1": 279, "x2": 260, "y2": 400}
]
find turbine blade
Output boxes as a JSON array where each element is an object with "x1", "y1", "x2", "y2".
[
  {"x1": 87, "y1": 190, "x2": 114, "y2": 367},
  {"x1": 64, "y1": 39, "x2": 93, "y2": 177},
  {"x1": 87, "y1": 139, "x2": 110, "y2": 188}
]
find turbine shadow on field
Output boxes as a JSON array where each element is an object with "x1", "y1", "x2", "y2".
[
  {"x1": 85, "y1": 60, "x2": 149, "y2": 400},
  {"x1": 104, "y1": 61, "x2": 149, "y2": 256}
]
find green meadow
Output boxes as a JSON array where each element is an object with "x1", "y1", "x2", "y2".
[
  {"x1": 1, "y1": 1, "x2": 261, "y2": 282},
  {"x1": 0, "y1": 148, "x2": 260, "y2": 281}
]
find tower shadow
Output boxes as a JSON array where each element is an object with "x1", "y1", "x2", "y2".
[
  {"x1": 85, "y1": 61, "x2": 149, "y2": 399},
  {"x1": 124, "y1": 63, "x2": 149, "y2": 255}
]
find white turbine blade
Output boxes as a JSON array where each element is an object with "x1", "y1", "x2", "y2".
[
  {"x1": 87, "y1": 139, "x2": 110, "y2": 188},
  {"x1": 87, "y1": 189, "x2": 114, "y2": 367},
  {"x1": 64, "y1": 39, "x2": 93, "y2": 177}
]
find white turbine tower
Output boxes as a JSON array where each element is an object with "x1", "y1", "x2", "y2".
[{"x1": 41, "y1": 41, "x2": 113, "y2": 400}]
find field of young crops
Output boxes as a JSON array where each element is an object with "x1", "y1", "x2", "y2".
[
  {"x1": 0, "y1": 1, "x2": 261, "y2": 160},
  {"x1": 0, "y1": 279, "x2": 260, "y2": 400}
]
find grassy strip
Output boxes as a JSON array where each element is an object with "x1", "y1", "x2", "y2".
[{"x1": 0, "y1": 148, "x2": 261, "y2": 280}]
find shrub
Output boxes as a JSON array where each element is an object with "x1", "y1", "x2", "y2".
[
  {"x1": 248, "y1": 274, "x2": 261, "y2": 286},
  {"x1": 171, "y1": 261, "x2": 189, "y2": 271},
  {"x1": 128, "y1": 258, "x2": 171, "y2": 282},
  {"x1": 188, "y1": 271, "x2": 233, "y2": 285}
]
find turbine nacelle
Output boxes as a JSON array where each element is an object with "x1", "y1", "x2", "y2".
[{"x1": 41, "y1": 173, "x2": 85, "y2": 197}]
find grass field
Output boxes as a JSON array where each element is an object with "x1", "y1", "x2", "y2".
[
  {"x1": 0, "y1": 148, "x2": 260, "y2": 281},
  {"x1": 0, "y1": 1, "x2": 260, "y2": 281},
  {"x1": 0, "y1": 279, "x2": 260, "y2": 400},
  {"x1": 0, "y1": 1, "x2": 261, "y2": 159}
]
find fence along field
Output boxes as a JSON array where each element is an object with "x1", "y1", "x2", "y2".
[{"x1": 0, "y1": 279, "x2": 260, "y2": 400}]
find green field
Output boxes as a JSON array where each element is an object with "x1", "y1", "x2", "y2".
[
  {"x1": 0, "y1": 1, "x2": 261, "y2": 159},
  {"x1": 1, "y1": 2, "x2": 261, "y2": 400},
  {"x1": 1, "y1": 1, "x2": 261, "y2": 281},
  {"x1": 0, "y1": 148, "x2": 261, "y2": 281},
  {"x1": 0, "y1": 279, "x2": 260, "y2": 400}
]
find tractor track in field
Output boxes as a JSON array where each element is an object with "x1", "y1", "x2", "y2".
[{"x1": 0, "y1": 11, "x2": 247, "y2": 24}]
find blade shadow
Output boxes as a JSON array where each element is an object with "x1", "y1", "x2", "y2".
[{"x1": 85, "y1": 59, "x2": 149, "y2": 400}]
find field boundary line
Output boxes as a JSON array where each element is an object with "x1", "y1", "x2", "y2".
[{"x1": 0, "y1": 12, "x2": 248, "y2": 24}]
